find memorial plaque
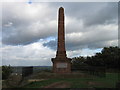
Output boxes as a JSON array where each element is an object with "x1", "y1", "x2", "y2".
[{"x1": 57, "y1": 63, "x2": 67, "y2": 68}]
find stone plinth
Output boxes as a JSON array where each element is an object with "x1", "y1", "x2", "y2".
[{"x1": 52, "y1": 58, "x2": 71, "y2": 73}]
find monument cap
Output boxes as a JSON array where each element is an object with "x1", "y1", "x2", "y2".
[
  {"x1": 59, "y1": 7, "x2": 64, "y2": 9},
  {"x1": 59, "y1": 7, "x2": 64, "y2": 11}
]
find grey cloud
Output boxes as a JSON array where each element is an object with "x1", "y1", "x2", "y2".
[
  {"x1": 43, "y1": 39, "x2": 57, "y2": 50},
  {"x1": 2, "y1": 2, "x2": 118, "y2": 46},
  {"x1": 84, "y1": 3, "x2": 118, "y2": 26},
  {"x1": 50, "y1": 2, "x2": 118, "y2": 26},
  {"x1": 43, "y1": 23, "x2": 118, "y2": 51},
  {"x1": 2, "y1": 42, "x2": 55, "y2": 66},
  {"x1": 2, "y1": 3, "x2": 57, "y2": 45},
  {"x1": 2, "y1": 18, "x2": 57, "y2": 45},
  {"x1": 43, "y1": 38, "x2": 118, "y2": 51}
]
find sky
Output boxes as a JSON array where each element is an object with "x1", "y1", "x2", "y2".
[{"x1": 1, "y1": 2, "x2": 118, "y2": 66}]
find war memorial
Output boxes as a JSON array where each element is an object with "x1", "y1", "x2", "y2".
[{"x1": 51, "y1": 7, "x2": 72, "y2": 73}]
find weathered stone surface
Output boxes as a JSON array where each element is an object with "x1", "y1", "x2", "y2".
[{"x1": 51, "y1": 7, "x2": 72, "y2": 73}]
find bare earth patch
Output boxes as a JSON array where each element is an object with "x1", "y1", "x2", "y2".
[
  {"x1": 44, "y1": 81, "x2": 71, "y2": 88},
  {"x1": 87, "y1": 81, "x2": 103, "y2": 86},
  {"x1": 28, "y1": 79, "x2": 46, "y2": 83}
]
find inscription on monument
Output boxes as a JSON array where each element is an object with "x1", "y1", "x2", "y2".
[{"x1": 57, "y1": 63, "x2": 67, "y2": 68}]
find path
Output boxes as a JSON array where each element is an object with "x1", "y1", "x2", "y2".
[{"x1": 44, "y1": 81, "x2": 71, "y2": 88}]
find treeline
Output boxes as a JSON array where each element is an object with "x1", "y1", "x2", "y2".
[{"x1": 72, "y1": 46, "x2": 119, "y2": 70}]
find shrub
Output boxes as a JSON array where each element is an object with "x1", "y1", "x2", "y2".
[{"x1": 2, "y1": 65, "x2": 12, "y2": 80}]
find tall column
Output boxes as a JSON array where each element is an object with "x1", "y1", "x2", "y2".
[
  {"x1": 56, "y1": 7, "x2": 66, "y2": 58},
  {"x1": 51, "y1": 7, "x2": 72, "y2": 73}
]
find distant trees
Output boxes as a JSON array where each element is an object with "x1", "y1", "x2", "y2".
[
  {"x1": 72, "y1": 56, "x2": 87, "y2": 69},
  {"x1": 101, "y1": 46, "x2": 119, "y2": 68},
  {"x1": 72, "y1": 46, "x2": 119, "y2": 70},
  {"x1": 2, "y1": 65, "x2": 12, "y2": 80}
]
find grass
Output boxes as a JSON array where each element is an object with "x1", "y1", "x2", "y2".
[
  {"x1": 23, "y1": 78, "x2": 63, "y2": 88},
  {"x1": 22, "y1": 72, "x2": 119, "y2": 88}
]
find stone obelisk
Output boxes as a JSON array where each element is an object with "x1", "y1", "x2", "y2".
[
  {"x1": 51, "y1": 7, "x2": 72, "y2": 73},
  {"x1": 56, "y1": 7, "x2": 66, "y2": 58}
]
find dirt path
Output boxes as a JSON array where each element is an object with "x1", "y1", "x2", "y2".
[{"x1": 44, "y1": 81, "x2": 71, "y2": 88}]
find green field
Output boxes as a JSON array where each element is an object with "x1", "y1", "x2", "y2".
[{"x1": 22, "y1": 72, "x2": 119, "y2": 88}]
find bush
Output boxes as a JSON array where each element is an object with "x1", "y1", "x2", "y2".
[{"x1": 2, "y1": 65, "x2": 12, "y2": 80}]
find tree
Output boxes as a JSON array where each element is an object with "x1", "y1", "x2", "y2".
[
  {"x1": 72, "y1": 46, "x2": 120, "y2": 69},
  {"x1": 2, "y1": 65, "x2": 12, "y2": 80},
  {"x1": 101, "y1": 46, "x2": 119, "y2": 68},
  {"x1": 72, "y1": 56, "x2": 87, "y2": 69}
]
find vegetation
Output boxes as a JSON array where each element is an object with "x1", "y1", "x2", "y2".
[
  {"x1": 72, "y1": 46, "x2": 119, "y2": 70},
  {"x1": 2, "y1": 65, "x2": 12, "y2": 80},
  {"x1": 23, "y1": 72, "x2": 118, "y2": 88}
]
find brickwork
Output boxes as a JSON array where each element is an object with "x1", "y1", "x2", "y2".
[{"x1": 51, "y1": 7, "x2": 72, "y2": 73}]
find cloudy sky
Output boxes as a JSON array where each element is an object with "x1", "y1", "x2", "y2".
[{"x1": 1, "y1": 2, "x2": 118, "y2": 66}]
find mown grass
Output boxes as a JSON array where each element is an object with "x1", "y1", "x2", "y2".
[{"x1": 22, "y1": 72, "x2": 119, "y2": 88}]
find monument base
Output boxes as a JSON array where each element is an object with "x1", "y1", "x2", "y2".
[{"x1": 51, "y1": 58, "x2": 72, "y2": 73}]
